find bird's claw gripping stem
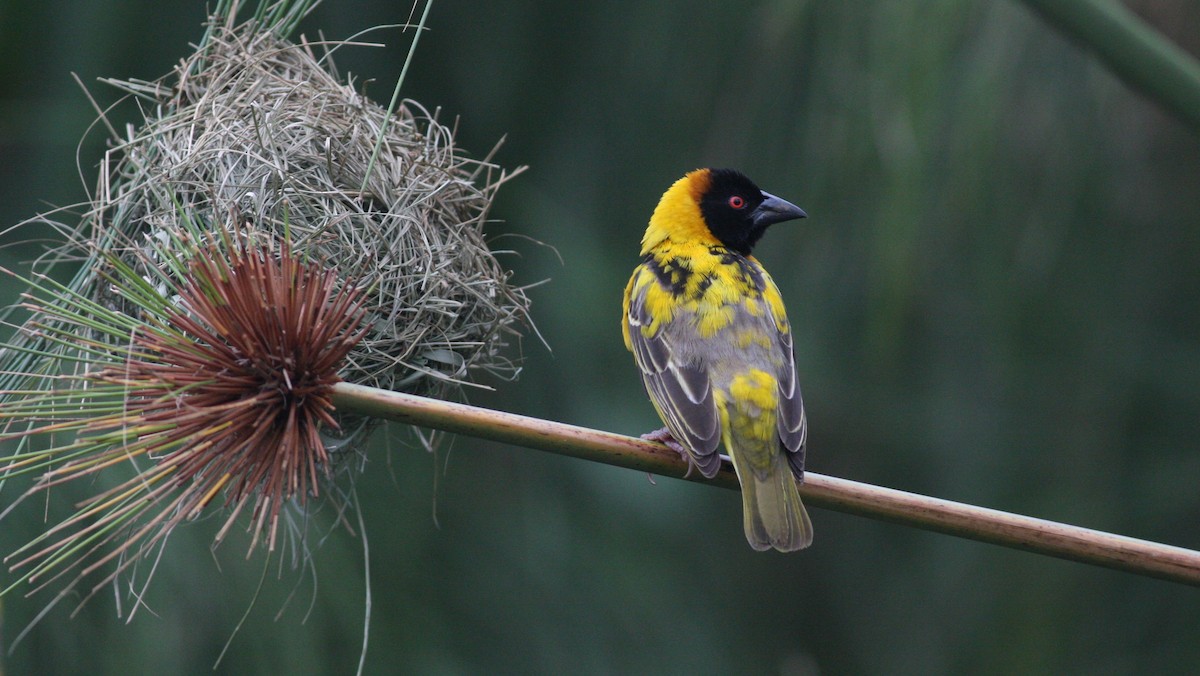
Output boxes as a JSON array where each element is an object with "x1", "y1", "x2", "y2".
[{"x1": 640, "y1": 427, "x2": 697, "y2": 479}]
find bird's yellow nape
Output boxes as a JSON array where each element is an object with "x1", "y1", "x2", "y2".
[{"x1": 639, "y1": 168, "x2": 721, "y2": 255}]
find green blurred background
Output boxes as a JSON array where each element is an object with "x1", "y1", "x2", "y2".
[{"x1": 2, "y1": 1, "x2": 1199, "y2": 673}]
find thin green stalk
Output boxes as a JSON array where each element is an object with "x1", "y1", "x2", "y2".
[
  {"x1": 1019, "y1": 0, "x2": 1200, "y2": 131},
  {"x1": 332, "y1": 381, "x2": 1200, "y2": 587},
  {"x1": 360, "y1": 0, "x2": 435, "y2": 193}
]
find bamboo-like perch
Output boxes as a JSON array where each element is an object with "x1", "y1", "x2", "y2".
[{"x1": 333, "y1": 381, "x2": 1200, "y2": 587}]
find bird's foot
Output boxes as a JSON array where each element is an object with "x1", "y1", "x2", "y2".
[{"x1": 641, "y1": 427, "x2": 696, "y2": 479}]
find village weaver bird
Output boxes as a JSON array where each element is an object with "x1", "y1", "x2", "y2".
[{"x1": 622, "y1": 168, "x2": 812, "y2": 551}]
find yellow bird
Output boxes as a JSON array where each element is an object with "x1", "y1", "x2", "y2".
[{"x1": 622, "y1": 168, "x2": 812, "y2": 551}]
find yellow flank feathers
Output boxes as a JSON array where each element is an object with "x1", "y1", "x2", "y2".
[{"x1": 623, "y1": 168, "x2": 812, "y2": 552}]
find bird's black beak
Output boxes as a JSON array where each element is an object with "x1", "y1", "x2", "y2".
[{"x1": 752, "y1": 191, "x2": 808, "y2": 229}]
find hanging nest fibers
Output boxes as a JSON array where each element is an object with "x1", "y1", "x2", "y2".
[
  {"x1": 97, "y1": 23, "x2": 531, "y2": 399},
  {"x1": 0, "y1": 10, "x2": 532, "y2": 610}
]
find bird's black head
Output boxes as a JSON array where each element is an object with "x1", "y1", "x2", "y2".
[{"x1": 697, "y1": 168, "x2": 807, "y2": 255}]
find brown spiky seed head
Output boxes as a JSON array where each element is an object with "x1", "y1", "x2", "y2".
[{"x1": 92, "y1": 234, "x2": 368, "y2": 552}]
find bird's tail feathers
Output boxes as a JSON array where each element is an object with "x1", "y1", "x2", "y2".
[{"x1": 728, "y1": 437, "x2": 813, "y2": 552}]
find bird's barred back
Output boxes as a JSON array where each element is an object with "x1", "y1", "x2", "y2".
[{"x1": 629, "y1": 243, "x2": 790, "y2": 342}]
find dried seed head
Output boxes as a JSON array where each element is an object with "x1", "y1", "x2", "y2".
[
  {"x1": 1, "y1": 229, "x2": 367, "y2": 604},
  {"x1": 108, "y1": 234, "x2": 366, "y2": 545}
]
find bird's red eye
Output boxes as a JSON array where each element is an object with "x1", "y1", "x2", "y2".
[{"x1": 728, "y1": 195, "x2": 746, "y2": 209}]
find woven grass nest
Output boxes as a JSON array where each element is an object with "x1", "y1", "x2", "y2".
[
  {"x1": 0, "y1": 7, "x2": 537, "y2": 621},
  {"x1": 83, "y1": 22, "x2": 530, "y2": 408}
]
